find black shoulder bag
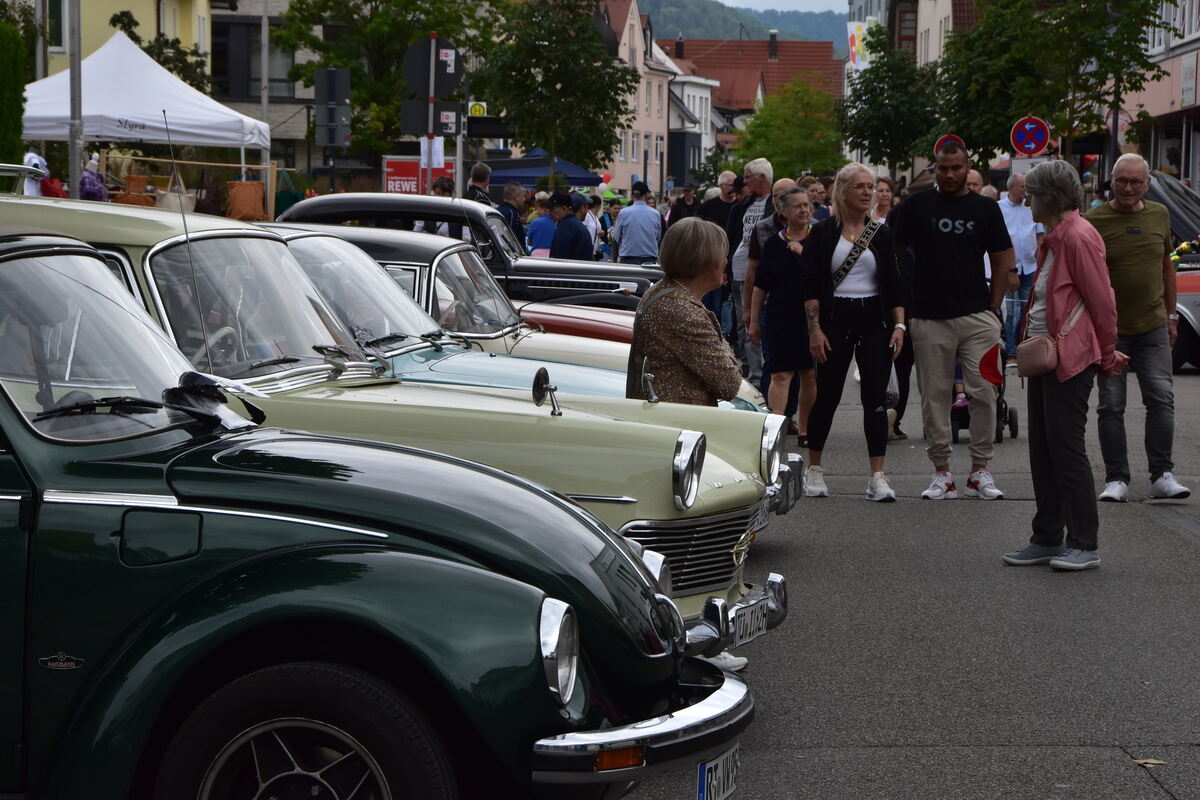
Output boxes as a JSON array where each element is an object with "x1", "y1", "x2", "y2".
[{"x1": 831, "y1": 218, "x2": 882, "y2": 289}]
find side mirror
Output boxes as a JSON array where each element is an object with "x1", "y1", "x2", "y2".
[{"x1": 531, "y1": 367, "x2": 562, "y2": 416}]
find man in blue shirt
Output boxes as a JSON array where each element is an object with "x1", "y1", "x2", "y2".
[
  {"x1": 610, "y1": 181, "x2": 662, "y2": 265},
  {"x1": 548, "y1": 193, "x2": 593, "y2": 261}
]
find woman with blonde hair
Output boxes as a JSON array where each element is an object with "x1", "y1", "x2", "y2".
[{"x1": 799, "y1": 163, "x2": 907, "y2": 501}]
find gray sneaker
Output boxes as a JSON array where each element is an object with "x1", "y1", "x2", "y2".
[
  {"x1": 1002, "y1": 543, "x2": 1064, "y2": 566},
  {"x1": 1048, "y1": 548, "x2": 1101, "y2": 570}
]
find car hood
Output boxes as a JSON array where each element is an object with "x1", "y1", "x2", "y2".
[
  {"x1": 165, "y1": 429, "x2": 680, "y2": 683},
  {"x1": 387, "y1": 346, "x2": 629, "y2": 397}
]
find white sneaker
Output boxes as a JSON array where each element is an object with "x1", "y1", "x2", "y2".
[
  {"x1": 964, "y1": 469, "x2": 1004, "y2": 500},
  {"x1": 702, "y1": 650, "x2": 748, "y2": 672},
  {"x1": 803, "y1": 465, "x2": 828, "y2": 497},
  {"x1": 866, "y1": 471, "x2": 896, "y2": 502},
  {"x1": 1098, "y1": 480, "x2": 1130, "y2": 502},
  {"x1": 1150, "y1": 472, "x2": 1191, "y2": 500},
  {"x1": 921, "y1": 472, "x2": 958, "y2": 500}
]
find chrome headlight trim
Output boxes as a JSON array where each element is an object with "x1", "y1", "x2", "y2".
[
  {"x1": 539, "y1": 598, "x2": 579, "y2": 706},
  {"x1": 760, "y1": 414, "x2": 786, "y2": 486},
  {"x1": 672, "y1": 430, "x2": 706, "y2": 511},
  {"x1": 641, "y1": 547, "x2": 673, "y2": 597}
]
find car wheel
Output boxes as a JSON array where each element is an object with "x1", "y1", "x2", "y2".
[
  {"x1": 154, "y1": 662, "x2": 456, "y2": 800},
  {"x1": 1173, "y1": 321, "x2": 1199, "y2": 372}
]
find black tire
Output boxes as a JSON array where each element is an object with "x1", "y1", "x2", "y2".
[
  {"x1": 153, "y1": 662, "x2": 456, "y2": 800},
  {"x1": 1176, "y1": 322, "x2": 1200, "y2": 371},
  {"x1": 951, "y1": 425, "x2": 960, "y2": 444},
  {"x1": 994, "y1": 422, "x2": 1004, "y2": 444},
  {"x1": 1009, "y1": 408, "x2": 1019, "y2": 439}
]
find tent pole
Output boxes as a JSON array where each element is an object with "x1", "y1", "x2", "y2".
[
  {"x1": 260, "y1": 3, "x2": 271, "y2": 168},
  {"x1": 240, "y1": 146, "x2": 246, "y2": 180},
  {"x1": 67, "y1": 0, "x2": 82, "y2": 199}
]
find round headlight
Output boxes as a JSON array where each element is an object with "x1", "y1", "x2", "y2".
[
  {"x1": 640, "y1": 547, "x2": 673, "y2": 596},
  {"x1": 673, "y1": 430, "x2": 706, "y2": 511},
  {"x1": 538, "y1": 598, "x2": 579, "y2": 706},
  {"x1": 760, "y1": 415, "x2": 785, "y2": 485}
]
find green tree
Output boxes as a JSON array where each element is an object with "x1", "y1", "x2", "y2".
[
  {"x1": 937, "y1": 0, "x2": 1177, "y2": 160},
  {"x1": 0, "y1": 22, "x2": 24, "y2": 164},
  {"x1": 736, "y1": 76, "x2": 844, "y2": 178},
  {"x1": 274, "y1": 0, "x2": 492, "y2": 155},
  {"x1": 476, "y1": 0, "x2": 640, "y2": 187},
  {"x1": 692, "y1": 143, "x2": 740, "y2": 192},
  {"x1": 109, "y1": 11, "x2": 211, "y2": 93},
  {"x1": 840, "y1": 24, "x2": 938, "y2": 174},
  {"x1": 0, "y1": 0, "x2": 38, "y2": 83}
]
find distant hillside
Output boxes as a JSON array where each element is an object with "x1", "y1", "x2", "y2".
[
  {"x1": 639, "y1": 0, "x2": 847, "y2": 58},
  {"x1": 736, "y1": 9, "x2": 848, "y2": 57}
]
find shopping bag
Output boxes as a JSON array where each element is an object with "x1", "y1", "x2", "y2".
[{"x1": 885, "y1": 364, "x2": 900, "y2": 409}]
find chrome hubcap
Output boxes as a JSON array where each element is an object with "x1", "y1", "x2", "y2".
[{"x1": 200, "y1": 718, "x2": 391, "y2": 800}]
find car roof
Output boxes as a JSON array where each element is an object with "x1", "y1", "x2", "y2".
[
  {"x1": 279, "y1": 192, "x2": 493, "y2": 222},
  {"x1": 0, "y1": 196, "x2": 272, "y2": 247},
  {"x1": 262, "y1": 221, "x2": 465, "y2": 262},
  {"x1": 0, "y1": 226, "x2": 97, "y2": 259}
]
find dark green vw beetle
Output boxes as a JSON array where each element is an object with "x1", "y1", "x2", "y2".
[{"x1": 0, "y1": 227, "x2": 752, "y2": 798}]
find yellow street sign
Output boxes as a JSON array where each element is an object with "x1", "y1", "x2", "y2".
[{"x1": 468, "y1": 102, "x2": 488, "y2": 117}]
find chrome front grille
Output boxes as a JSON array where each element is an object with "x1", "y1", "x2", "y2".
[{"x1": 620, "y1": 506, "x2": 757, "y2": 595}]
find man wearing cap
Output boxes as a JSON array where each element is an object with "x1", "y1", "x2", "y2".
[
  {"x1": 610, "y1": 181, "x2": 663, "y2": 265},
  {"x1": 669, "y1": 183, "x2": 700, "y2": 226},
  {"x1": 549, "y1": 193, "x2": 593, "y2": 261}
]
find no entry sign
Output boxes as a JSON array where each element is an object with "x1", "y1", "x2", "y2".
[{"x1": 1011, "y1": 116, "x2": 1050, "y2": 156}]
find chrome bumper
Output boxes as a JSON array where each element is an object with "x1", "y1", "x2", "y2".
[
  {"x1": 766, "y1": 453, "x2": 803, "y2": 515},
  {"x1": 530, "y1": 658, "x2": 754, "y2": 784},
  {"x1": 684, "y1": 573, "x2": 788, "y2": 658}
]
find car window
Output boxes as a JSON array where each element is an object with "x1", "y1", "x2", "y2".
[
  {"x1": 431, "y1": 250, "x2": 521, "y2": 334},
  {"x1": 386, "y1": 267, "x2": 418, "y2": 296},
  {"x1": 150, "y1": 236, "x2": 362, "y2": 377},
  {"x1": 0, "y1": 252, "x2": 198, "y2": 441},
  {"x1": 486, "y1": 214, "x2": 524, "y2": 259}
]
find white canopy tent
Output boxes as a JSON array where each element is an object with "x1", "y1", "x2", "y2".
[{"x1": 23, "y1": 32, "x2": 270, "y2": 150}]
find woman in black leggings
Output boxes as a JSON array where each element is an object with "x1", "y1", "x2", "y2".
[{"x1": 800, "y1": 163, "x2": 907, "y2": 501}]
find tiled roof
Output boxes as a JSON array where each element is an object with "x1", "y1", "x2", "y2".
[
  {"x1": 600, "y1": 0, "x2": 635, "y2": 40},
  {"x1": 656, "y1": 38, "x2": 842, "y2": 100},
  {"x1": 703, "y1": 68, "x2": 764, "y2": 112}
]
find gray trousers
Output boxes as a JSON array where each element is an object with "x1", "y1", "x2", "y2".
[
  {"x1": 1097, "y1": 324, "x2": 1175, "y2": 483},
  {"x1": 730, "y1": 279, "x2": 763, "y2": 385}
]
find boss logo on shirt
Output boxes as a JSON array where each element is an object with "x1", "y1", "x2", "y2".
[
  {"x1": 930, "y1": 217, "x2": 977, "y2": 234},
  {"x1": 1126, "y1": 226, "x2": 1141, "y2": 234}
]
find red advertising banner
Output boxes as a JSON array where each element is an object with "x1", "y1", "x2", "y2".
[{"x1": 381, "y1": 156, "x2": 457, "y2": 194}]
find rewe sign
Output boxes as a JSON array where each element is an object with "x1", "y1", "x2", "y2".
[{"x1": 382, "y1": 156, "x2": 456, "y2": 194}]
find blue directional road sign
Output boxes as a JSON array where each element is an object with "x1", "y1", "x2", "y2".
[{"x1": 1011, "y1": 116, "x2": 1050, "y2": 156}]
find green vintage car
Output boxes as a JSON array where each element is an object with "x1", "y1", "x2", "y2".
[
  {"x1": 0, "y1": 196, "x2": 787, "y2": 641},
  {"x1": 0, "y1": 228, "x2": 754, "y2": 799}
]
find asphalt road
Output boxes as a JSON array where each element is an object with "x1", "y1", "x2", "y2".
[{"x1": 638, "y1": 367, "x2": 1200, "y2": 800}]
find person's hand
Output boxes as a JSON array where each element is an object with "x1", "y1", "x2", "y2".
[
  {"x1": 787, "y1": 240, "x2": 804, "y2": 256},
  {"x1": 742, "y1": 307, "x2": 752, "y2": 327},
  {"x1": 1105, "y1": 350, "x2": 1131, "y2": 377},
  {"x1": 748, "y1": 320, "x2": 760, "y2": 345},
  {"x1": 889, "y1": 326, "x2": 905, "y2": 362},
  {"x1": 1169, "y1": 318, "x2": 1178, "y2": 347},
  {"x1": 809, "y1": 326, "x2": 831, "y2": 364}
]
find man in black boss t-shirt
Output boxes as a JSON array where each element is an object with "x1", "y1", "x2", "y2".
[{"x1": 893, "y1": 142, "x2": 1014, "y2": 501}]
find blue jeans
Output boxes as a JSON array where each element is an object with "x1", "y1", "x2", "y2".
[
  {"x1": 1097, "y1": 324, "x2": 1175, "y2": 483},
  {"x1": 1003, "y1": 272, "x2": 1035, "y2": 357}
]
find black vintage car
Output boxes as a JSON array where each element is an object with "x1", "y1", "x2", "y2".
[{"x1": 277, "y1": 193, "x2": 663, "y2": 309}]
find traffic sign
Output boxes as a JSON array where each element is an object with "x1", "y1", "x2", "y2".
[
  {"x1": 934, "y1": 134, "x2": 965, "y2": 155},
  {"x1": 1011, "y1": 116, "x2": 1050, "y2": 156},
  {"x1": 400, "y1": 100, "x2": 461, "y2": 136},
  {"x1": 402, "y1": 37, "x2": 462, "y2": 98},
  {"x1": 467, "y1": 101, "x2": 488, "y2": 117}
]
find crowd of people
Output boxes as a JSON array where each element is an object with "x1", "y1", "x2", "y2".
[{"x1": 439, "y1": 152, "x2": 1190, "y2": 573}]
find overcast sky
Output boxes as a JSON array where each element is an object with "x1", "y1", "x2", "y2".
[{"x1": 717, "y1": 0, "x2": 846, "y2": 12}]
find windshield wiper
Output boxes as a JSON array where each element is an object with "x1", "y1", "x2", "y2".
[
  {"x1": 34, "y1": 394, "x2": 223, "y2": 426},
  {"x1": 313, "y1": 343, "x2": 360, "y2": 360},
  {"x1": 247, "y1": 355, "x2": 302, "y2": 370},
  {"x1": 362, "y1": 332, "x2": 412, "y2": 349}
]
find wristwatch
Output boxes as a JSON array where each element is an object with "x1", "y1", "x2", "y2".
[{"x1": 1168, "y1": 312, "x2": 1180, "y2": 321}]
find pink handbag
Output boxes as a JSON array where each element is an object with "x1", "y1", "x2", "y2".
[{"x1": 1016, "y1": 300, "x2": 1084, "y2": 378}]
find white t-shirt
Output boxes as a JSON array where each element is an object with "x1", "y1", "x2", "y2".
[
  {"x1": 583, "y1": 210, "x2": 600, "y2": 252},
  {"x1": 1026, "y1": 249, "x2": 1053, "y2": 338},
  {"x1": 732, "y1": 196, "x2": 768, "y2": 281},
  {"x1": 831, "y1": 236, "x2": 878, "y2": 298}
]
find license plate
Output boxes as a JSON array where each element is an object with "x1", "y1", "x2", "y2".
[
  {"x1": 732, "y1": 597, "x2": 769, "y2": 647},
  {"x1": 696, "y1": 742, "x2": 740, "y2": 800}
]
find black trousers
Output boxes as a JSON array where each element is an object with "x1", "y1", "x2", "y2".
[
  {"x1": 892, "y1": 330, "x2": 915, "y2": 429},
  {"x1": 807, "y1": 297, "x2": 891, "y2": 458},
  {"x1": 1028, "y1": 366, "x2": 1099, "y2": 551}
]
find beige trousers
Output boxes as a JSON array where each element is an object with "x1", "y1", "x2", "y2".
[{"x1": 911, "y1": 310, "x2": 1003, "y2": 467}]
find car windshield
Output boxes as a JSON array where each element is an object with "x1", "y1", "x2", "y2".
[
  {"x1": 150, "y1": 236, "x2": 363, "y2": 378},
  {"x1": 486, "y1": 213, "x2": 524, "y2": 260},
  {"x1": 0, "y1": 251, "x2": 199, "y2": 441},
  {"x1": 287, "y1": 235, "x2": 444, "y2": 348},
  {"x1": 431, "y1": 248, "x2": 522, "y2": 334}
]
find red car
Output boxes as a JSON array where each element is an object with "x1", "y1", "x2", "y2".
[{"x1": 520, "y1": 302, "x2": 635, "y2": 343}]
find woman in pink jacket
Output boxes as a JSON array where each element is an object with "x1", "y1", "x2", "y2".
[{"x1": 1003, "y1": 160, "x2": 1128, "y2": 571}]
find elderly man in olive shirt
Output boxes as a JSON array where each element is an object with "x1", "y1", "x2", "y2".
[{"x1": 1084, "y1": 153, "x2": 1190, "y2": 502}]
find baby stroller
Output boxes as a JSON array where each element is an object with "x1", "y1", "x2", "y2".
[{"x1": 950, "y1": 345, "x2": 1019, "y2": 444}]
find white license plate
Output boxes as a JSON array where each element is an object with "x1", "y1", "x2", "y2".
[
  {"x1": 732, "y1": 597, "x2": 769, "y2": 647},
  {"x1": 696, "y1": 742, "x2": 740, "y2": 800}
]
